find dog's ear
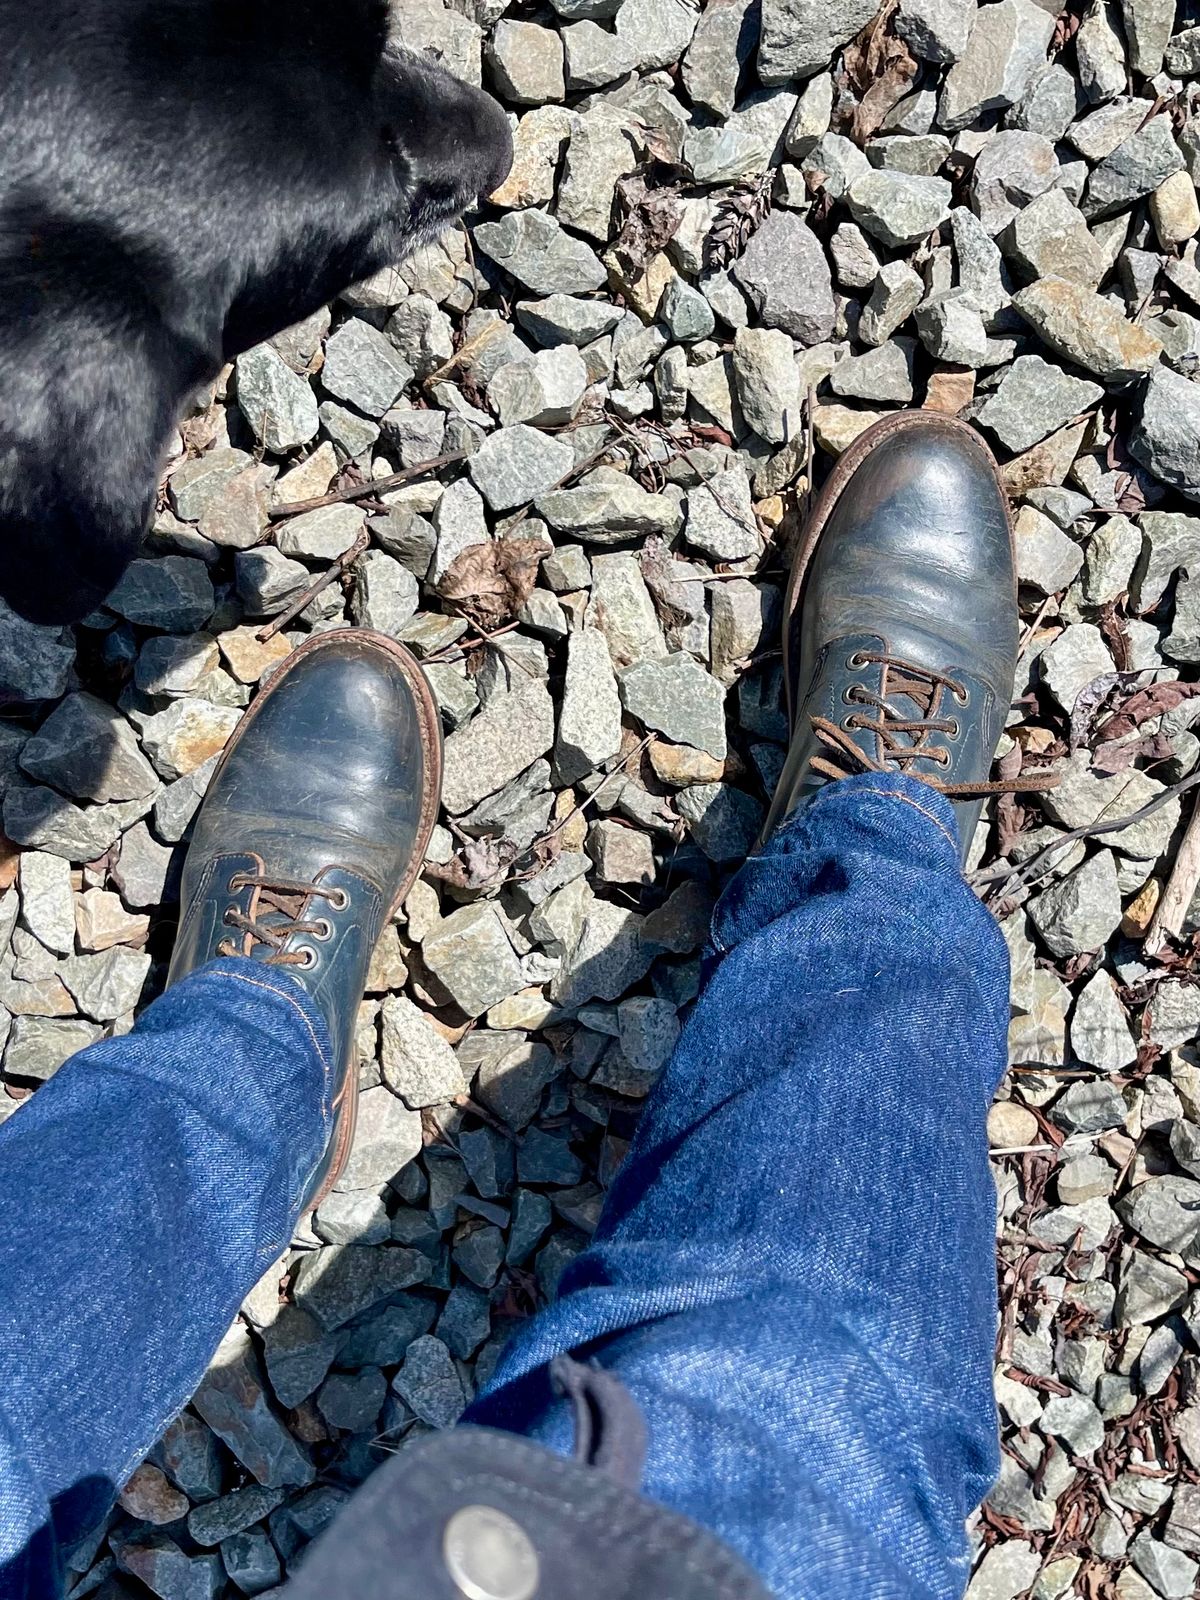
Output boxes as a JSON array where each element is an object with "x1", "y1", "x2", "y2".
[
  {"x1": 0, "y1": 354, "x2": 174, "y2": 628},
  {"x1": 0, "y1": 215, "x2": 196, "y2": 626}
]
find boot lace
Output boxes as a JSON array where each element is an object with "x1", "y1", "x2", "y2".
[
  {"x1": 218, "y1": 872, "x2": 348, "y2": 968},
  {"x1": 808, "y1": 649, "x2": 1056, "y2": 798}
]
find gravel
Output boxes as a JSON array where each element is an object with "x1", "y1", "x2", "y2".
[
  {"x1": 1003, "y1": 188, "x2": 1108, "y2": 287},
  {"x1": 320, "y1": 319, "x2": 414, "y2": 419},
  {"x1": 107, "y1": 557, "x2": 215, "y2": 633},
  {"x1": 846, "y1": 170, "x2": 953, "y2": 248},
  {"x1": 14, "y1": 7, "x2": 1200, "y2": 1594},
  {"x1": 378, "y1": 994, "x2": 466, "y2": 1109},
  {"x1": 1012, "y1": 277, "x2": 1165, "y2": 383},
  {"x1": 732, "y1": 209, "x2": 836, "y2": 344},
  {"x1": 468, "y1": 424, "x2": 575, "y2": 512},
  {"x1": 938, "y1": 0, "x2": 1055, "y2": 130},
  {"x1": 537, "y1": 476, "x2": 683, "y2": 541},
  {"x1": 619, "y1": 653, "x2": 728, "y2": 759},
  {"x1": 1131, "y1": 365, "x2": 1200, "y2": 502},
  {"x1": 235, "y1": 344, "x2": 320, "y2": 454},
  {"x1": 555, "y1": 626, "x2": 622, "y2": 783},
  {"x1": 976, "y1": 356, "x2": 1104, "y2": 455},
  {"x1": 758, "y1": 0, "x2": 879, "y2": 82},
  {"x1": 474, "y1": 208, "x2": 607, "y2": 294}
]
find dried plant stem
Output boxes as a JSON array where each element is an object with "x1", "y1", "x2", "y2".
[
  {"x1": 254, "y1": 530, "x2": 369, "y2": 643},
  {"x1": 1144, "y1": 789, "x2": 1200, "y2": 955},
  {"x1": 269, "y1": 452, "x2": 467, "y2": 520}
]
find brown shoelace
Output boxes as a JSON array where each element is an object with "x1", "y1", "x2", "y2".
[
  {"x1": 218, "y1": 872, "x2": 348, "y2": 967},
  {"x1": 808, "y1": 650, "x2": 1057, "y2": 799}
]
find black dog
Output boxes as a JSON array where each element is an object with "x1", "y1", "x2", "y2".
[{"x1": 0, "y1": 0, "x2": 511, "y2": 625}]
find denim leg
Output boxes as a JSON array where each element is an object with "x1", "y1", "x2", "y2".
[
  {"x1": 470, "y1": 772, "x2": 1009, "y2": 1600},
  {"x1": 0, "y1": 958, "x2": 332, "y2": 1600}
]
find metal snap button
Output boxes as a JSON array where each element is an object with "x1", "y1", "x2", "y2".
[{"x1": 443, "y1": 1505, "x2": 539, "y2": 1600}]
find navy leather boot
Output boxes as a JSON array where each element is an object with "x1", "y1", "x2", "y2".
[
  {"x1": 763, "y1": 411, "x2": 1048, "y2": 857},
  {"x1": 169, "y1": 628, "x2": 442, "y2": 1206}
]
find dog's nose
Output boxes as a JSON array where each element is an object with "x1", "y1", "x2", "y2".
[
  {"x1": 445, "y1": 81, "x2": 513, "y2": 204},
  {"x1": 384, "y1": 56, "x2": 513, "y2": 210},
  {"x1": 481, "y1": 116, "x2": 515, "y2": 201}
]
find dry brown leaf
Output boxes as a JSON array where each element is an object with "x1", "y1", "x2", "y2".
[
  {"x1": 994, "y1": 740, "x2": 1027, "y2": 858},
  {"x1": 1013, "y1": 723, "x2": 1057, "y2": 754},
  {"x1": 1069, "y1": 669, "x2": 1135, "y2": 751},
  {"x1": 610, "y1": 173, "x2": 684, "y2": 282},
  {"x1": 426, "y1": 832, "x2": 520, "y2": 892},
  {"x1": 997, "y1": 743, "x2": 1023, "y2": 781},
  {"x1": 1097, "y1": 600, "x2": 1133, "y2": 672},
  {"x1": 1115, "y1": 472, "x2": 1148, "y2": 514},
  {"x1": 1051, "y1": 6, "x2": 1083, "y2": 55},
  {"x1": 437, "y1": 538, "x2": 549, "y2": 630},
  {"x1": 839, "y1": 0, "x2": 919, "y2": 146},
  {"x1": 839, "y1": 2, "x2": 883, "y2": 89},
  {"x1": 690, "y1": 422, "x2": 735, "y2": 449},
  {"x1": 1092, "y1": 731, "x2": 1175, "y2": 774},
  {"x1": 996, "y1": 793, "x2": 1028, "y2": 858},
  {"x1": 850, "y1": 44, "x2": 918, "y2": 144},
  {"x1": 1095, "y1": 679, "x2": 1200, "y2": 744}
]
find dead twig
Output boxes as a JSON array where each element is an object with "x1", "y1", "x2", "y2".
[
  {"x1": 1017, "y1": 594, "x2": 1054, "y2": 659},
  {"x1": 254, "y1": 529, "x2": 369, "y2": 643},
  {"x1": 1145, "y1": 789, "x2": 1200, "y2": 956},
  {"x1": 501, "y1": 733, "x2": 655, "y2": 885},
  {"x1": 421, "y1": 620, "x2": 523, "y2": 666},
  {"x1": 972, "y1": 765, "x2": 1200, "y2": 893},
  {"x1": 801, "y1": 385, "x2": 816, "y2": 523},
  {"x1": 990, "y1": 1133, "x2": 1092, "y2": 1157},
  {"x1": 1009, "y1": 1065, "x2": 1101, "y2": 1077},
  {"x1": 268, "y1": 452, "x2": 467, "y2": 520},
  {"x1": 703, "y1": 568, "x2": 786, "y2": 583}
]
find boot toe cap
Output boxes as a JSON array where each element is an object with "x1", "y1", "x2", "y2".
[
  {"x1": 186, "y1": 630, "x2": 441, "y2": 898},
  {"x1": 811, "y1": 418, "x2": 1017, "y2": 689}
]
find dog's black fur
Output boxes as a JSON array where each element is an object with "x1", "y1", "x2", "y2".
[{"x1": 0, "y1": 0, "x2": 511, "y2": 624}]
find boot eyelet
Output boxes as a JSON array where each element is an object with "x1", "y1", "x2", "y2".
[
  {"x1": 222, "y1": 908, "x2": 237, "y2": 927},
  {"x1": 328, "y1": 888, "x2": 349, "y2": 912},
  {"x1": 313, "y1": 918, "x2": 333, "y2": 942},
  {"x1": 295, "y1": 946, "x2": 318, "y2": 970},
  {"x1": 843, "y1": 714, "x2": 861, "y2": 731},
  {"x1": 946, "y1": 718, "x2": 960, "y2": 738},
  {"x1": 841, "y1": 685, "x2": 861, "y2": 705},
  {"x1": 847, "y1": 650, "x2": 868, "y2": 669},
  {"x1": 952, "y1": 684, "x2": 970, "y2": 707}
]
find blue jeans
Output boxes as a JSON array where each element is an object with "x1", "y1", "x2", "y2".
[{"x1": 0, "y1": 774, "x2": 1008, "y2": 1600}]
